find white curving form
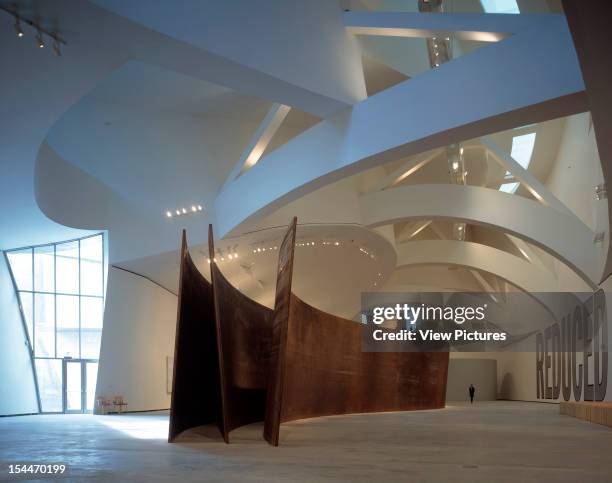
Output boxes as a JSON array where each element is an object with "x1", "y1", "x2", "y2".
[
  {"x1": 395, "y1": 239, "x2": 577, "y2": 323},
  {"x1": 215, "y1": 14, "x2": 586, "y2": 239},
  {"x1": 360, "y1": 184, "x2": 599, "y2": 288}
]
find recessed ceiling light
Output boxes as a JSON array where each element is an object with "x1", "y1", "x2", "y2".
[{"x1": 166, "y1": 211, "x2": 172, "y2": 218}]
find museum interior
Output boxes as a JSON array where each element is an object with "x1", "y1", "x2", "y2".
[{"x1": 1, "y1": 0, "x2": 612, "y2": 481}]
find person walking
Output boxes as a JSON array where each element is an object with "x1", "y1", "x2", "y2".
[{"x1": 469, "y1": 384, "x2": 475, "y2": 404}]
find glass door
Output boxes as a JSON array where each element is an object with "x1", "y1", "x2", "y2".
[
  {"x1": 63, "y1": 359, "x2": 99, "y2": 413},
  {"x1": 63, "y1": 359, "x2": 83, "y2": 413}
]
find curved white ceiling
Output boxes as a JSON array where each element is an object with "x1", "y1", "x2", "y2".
[
  {"x1": 2, "y1": 2, "x2": 607, "y2": 317},
  {"x1": 215, "y1": 14, "x2": 586, "y2": 238},
  {"x1": 360, "y1": 184, "x2": 600, "y2": 287}
]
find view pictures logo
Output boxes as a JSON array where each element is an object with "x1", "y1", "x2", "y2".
[{"x1": 371, "y1": 303, "x2": 487, "y2": 325}]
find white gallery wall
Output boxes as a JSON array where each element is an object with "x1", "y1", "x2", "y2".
[
  {"x1": 96, "y1": 266, "x2": 177, "y2": 413},
  {"x1": 446, "y1": 357, "x2": 497, "y2": 402},
  {"x1": 474, "y1": 113, "x2": 612, "y2": 403},
  {"x1": 0, "y1": 255, "x2": 38, "y2": 416}
]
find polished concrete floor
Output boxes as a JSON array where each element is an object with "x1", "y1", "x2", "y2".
[{"x1": 1, "y1": 401, "x2": 612, "y2": 482}]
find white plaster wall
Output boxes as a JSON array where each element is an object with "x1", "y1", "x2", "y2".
[
  {"x1": 91, "y1": 0, "x2": 367, "y2": 109},
  {"x1": 446, "y1": 357, "x2": 497, "y2": 402},
  {"x1": 96, "y1": 267, "x2": 177, "y2": 413},
  {"x1": 478, "y1": 113, "x2": 612, "y2": 403},
  {"x1": 0, "y1": 255, "x2": 38, "y2": 416}
]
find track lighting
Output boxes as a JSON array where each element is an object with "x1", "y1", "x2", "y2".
[
  {"x1": 36, "y1": 30, "x2": 44, "y2": 48},
  {"x1": 1, "y1": 5, "x2": 66, "y2": 54},
  {"x1": 165, "y1": 203, "x2": 205, "y2": 218},
  {"x1": 14, "y1": 17, "x2": 23, "y2": 38}
]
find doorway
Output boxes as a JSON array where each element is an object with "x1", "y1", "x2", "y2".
[{"x1": 62, "y1": 359, "x2": 98, "y2": 413}]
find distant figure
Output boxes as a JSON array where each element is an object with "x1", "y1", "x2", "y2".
[{"x1": 469, "y1": 384, "x2": 475, "y2": 404}]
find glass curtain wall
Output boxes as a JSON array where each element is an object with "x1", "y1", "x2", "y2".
[{"x1": 6, "y1": 233, "x2": 105, "y2": 412}]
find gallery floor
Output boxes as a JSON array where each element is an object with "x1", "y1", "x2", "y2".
[{"x1": 1, "y1": 401, "x2": 612, "y2": 482}]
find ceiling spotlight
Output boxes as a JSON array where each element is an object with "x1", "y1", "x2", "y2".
[
  {"x1": 36, "y1": 30, "x2": 44, "y2": 48},
  {"x1": 234, "y1": 253, "x2": 238, "y2": 258},
  {"x1": 228, "y1": 254, "x2": 233, "y2": 260},
  {"x1": 334, "y1": 241, "x2": 340, "y2": 246},
  {"x1": 166, "y1": 211, "x2": 172, "y2": 218},
  {"x1": 197, "y1": 205, "x2": 203, "y2": 211},
  {"x1": 191, "y1": 205, "x2": 197, "y2": 212},
  {"x1": 182, "y1": 208, "x2": 187, "y2": 214},
  {"x1": 14, "y1": 17, "x2": 23, "y2": 38},
  {"x1": 52, "y1": 39, "x2": 61, "y2": 56},
  {"x1": 207, "y1": 258, "x2": 211, "y2": 264},
  {"x1": 175, "y1": 210, "x2": 180, "y2": 216},
  {"x1": 452, "y1": 161, "x2": 459, "y2": 171}
]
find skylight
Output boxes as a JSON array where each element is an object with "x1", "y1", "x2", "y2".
[
  {"x1": 480, "y1": 0, "x2": 520, "y2": 14},
  {"x1": 499, "y1": 182, "x2": 519, "y2": 194},
  {"x1": 510, "y1": 132, "x2": 536, "y2": 169}
]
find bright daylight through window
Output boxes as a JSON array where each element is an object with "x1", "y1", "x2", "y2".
[
  {"x1": 6, "y1": 234, "x2": 106, "y2": 413},
  {"x1": 499, "y1": 132, "x2": 536, "y2": 194},
  {"x1": 480, "y1": 0, "x2": 520, "y2": 14}
]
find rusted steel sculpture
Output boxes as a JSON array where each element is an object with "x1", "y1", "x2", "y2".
[
  {"x1": 169, "y1": 218, "x2": 449, "y2": 445},
  {"x1": 168, "y1": 231, "x2": 222, "y2": 442}
]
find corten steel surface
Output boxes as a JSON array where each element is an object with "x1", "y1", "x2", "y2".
[
  {"x1": 209, "y1": 228, "x2": 274, "y2": 442},
  {"x1": 264, "y1": 217, "x2": 298, "y2": 446},
  {"x1": 168, "y1": 231, "x2": 222, "y2": 442},
  {"x1": 170, "y1": 219, "x2": 450, "y2": 446},
  {"x1": 279, "y1": 295, "x2": 449, "y2": 425},
  {"x1": 208, "y1": 224, "x2": 229, "y2": 442}
]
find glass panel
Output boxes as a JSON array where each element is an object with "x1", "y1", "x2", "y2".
[
  {"x1": 80, "y1": 236, "x2": 103, "y2": 296},
  {"x1": 35, "y1": 359, "x2": 62, "y2": 412},
  {"x1": 480, "y1": 0, "x2": 520, "y2": 14},
  {"x1": 56, "y1": 295, "x2": 79, "y2": 358},
  {"x1": 510, "y1": 132, "x2": 536, "y2": 169},
  {"x1": 499, "y1": 182, "x2": 520, "y2": 194},
  {"x1": 34, "y1": 293, "x2": 55, "y2": 357},
  {"x1": 86, "y1": 362, "x2": 99, "y2": 412},
  {"x1": 6, "y1": 248, "x2": 32, "y2": 291},
  {"x1": 19, "y1": 292, "x2": 34, "y2": 345},
  {"x1": 81, "y1": 297, "x2": 103, "y2": 329},
  {"x1": 66, "y1": 361, "x2": 82, "y2": 412},
  {"x1": 34, "y1": 246, "x2": 55, "y2": 293},
  {"x1": 81, "y1": 330, "x2": 102, "y2": 360},
  {"x1": 56, "y1": 241, "x2": 79, "y2": 294}
]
